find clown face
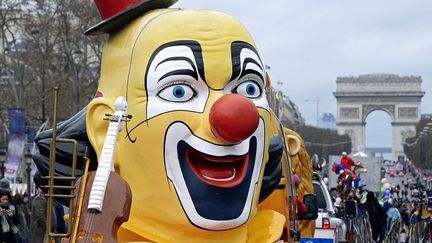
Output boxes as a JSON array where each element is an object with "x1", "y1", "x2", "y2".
[{"x1": 87, "y1": 9, "x2": 272, "y2": 235}]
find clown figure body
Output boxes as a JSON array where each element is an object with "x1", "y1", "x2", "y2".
[{"x1": 85, "y1": 8, "x2": 285, "y2": 242}]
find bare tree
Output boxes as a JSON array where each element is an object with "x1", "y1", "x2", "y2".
[{"x1": 0, "y1": 0, "x2": 104, "y2": 134}]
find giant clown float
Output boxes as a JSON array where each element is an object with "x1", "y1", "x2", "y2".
[{"x1": 32, "y1": 0, "x2": 316, "y2": 242}]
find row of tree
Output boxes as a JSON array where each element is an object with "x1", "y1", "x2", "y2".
[
  {"x1": 404, "y1": 117, "x2": 432, "y2": 168},
  {"x1": 0, "y1": 0, "x2": 104, "y2": 135},
  {"x1": 295, "y1": 125, "x2": 352, "y2": 161}
]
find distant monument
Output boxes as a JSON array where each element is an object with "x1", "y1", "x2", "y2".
[{"x1": 333, "y1": 73, "x2": 425, "y2": 161}]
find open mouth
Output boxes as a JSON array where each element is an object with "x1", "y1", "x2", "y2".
[
  {"x1": 164, "y1": 120, "x2": 265, "y2": 229},
  {"x1": 186, "y1": 148, "x2": 249, "y2": 187},
  {"x1": 176, "y1": 137, "x2": 257, "y2": 222}
]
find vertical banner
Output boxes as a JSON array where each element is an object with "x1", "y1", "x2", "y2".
[
  {"x1": 5, "y1": 108, "x2": 25, "y2": 179},
  {"x1": 26, "y1": 127, "x2": 36, "y2": 144}
]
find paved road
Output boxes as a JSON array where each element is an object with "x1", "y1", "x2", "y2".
[{"x1": 382, "y1": 163, "x2": 420, "y2": 201}]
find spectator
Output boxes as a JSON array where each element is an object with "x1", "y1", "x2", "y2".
[
  {"x1": 333, "y1": 197, "x2": 345, "y2": 218},
  {"x1": 384, "y1": 199, "x2": 401, "y2": 226},
  {"x1": 22, "y1": 193, "x2": 31, "y2": 231},
  {"x1": 14, "y1": 193, "x2": 29, "y2": 243},
  {"x1": 29, "y1": 186, "x2": 46, "y2": 243},
  {"x1": 365, "y1": 191, "x2": 387, "y2": 243},
  {"x1": 54, "y1": 201, "x2": 66, "y2": 243},
  {"x1": 395, "y1": 185, "x2": 400, "y2": 198},
  {"x1": 0, "y1": 189, "x2": 19, "y2": 243}
]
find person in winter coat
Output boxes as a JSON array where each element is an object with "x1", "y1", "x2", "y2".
[
  {"x1": 365, "y1": 191, "x2": 387, "y2": 243},
  {"x1": 29, "y1": 186, "x2": 46, "y2": 243},
  {"x1": 22, "y1": 193, "x2": 30, "y2": 230},
  {"x1": 14, "y1": 193, "x2": 29, "y2": 243},
  {"x1": 54, "y1": 201, "x2": 65, "y2": 243},
  {"x1": 0, "y1": 189, "x2": 19, "y2": 243},
  {"x1": 383, "y1": 199, "x2": 401, "y2": 226}
]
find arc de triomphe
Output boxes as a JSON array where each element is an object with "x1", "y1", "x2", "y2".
[{"x1": 334, "y1": 74, "x2": 425, "y2": 161}]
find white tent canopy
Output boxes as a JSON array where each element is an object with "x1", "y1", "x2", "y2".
[{"x1": 352, "y1": 151, "x2": 367, "y2": 157}]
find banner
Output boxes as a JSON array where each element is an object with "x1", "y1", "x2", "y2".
[
  {"x1": 26, "y1": 127, "x2": 36, "y2": 144},
  {"x1": 5, "y1": 108, "x2": 25, "y2": 179}
]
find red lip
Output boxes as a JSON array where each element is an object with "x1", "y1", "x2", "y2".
[{"x1": 185, "y1": 148, "x2": 249, "y2": 188}]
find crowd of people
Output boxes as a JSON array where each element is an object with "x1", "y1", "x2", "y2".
[
  {"x1": 328, "y1": 152, "x2": 432, "y2": 243},
  {"x1": 0, "y1": 178, "x2": 66, "y2": 243}
]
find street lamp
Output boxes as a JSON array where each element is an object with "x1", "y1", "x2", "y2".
[
  {"x1": 31, "y1": 27, "x2": 46, "y2": 122},
  {"x1": 0, "y1": 149, "x2": 6, "y2": 179},
  {"x1": 24, "y1": 149, "x2": 33, "y2": 197},
  {"x1": 72, "y1": 49, "x2": 84, "y2": 112}
]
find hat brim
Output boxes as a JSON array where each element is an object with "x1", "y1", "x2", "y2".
[{"x1": 85, "y1": 0, "x2": 178, "y2": 36}]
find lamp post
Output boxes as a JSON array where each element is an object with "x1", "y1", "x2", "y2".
[
  {"x1": 72, "y1": 49, "x2": 84, "y2": 112},
  {"x1": 0, "y1": 149, "x2": 6, "y2": 179},
  {"x1": 24, "y1": 149, "x2": 32, "y2": 197},
  {"x1": 31, "y1": 27, "x2": 46, "y2": 122}
]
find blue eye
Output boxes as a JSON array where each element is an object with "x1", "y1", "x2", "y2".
[
  {"x1": 173, "y1": 86, "x2": 185, "y2": 98},
  {"x1": 158, "y1": 84, "x2": 197, "y2": 102},
  {"x1": 233, "y1": 81, "x2": 262, "y2": 98},
  {"x1": 246, "y1": 84, "x2": 256, "y2": 95}
]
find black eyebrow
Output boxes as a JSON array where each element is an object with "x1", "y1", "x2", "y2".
[
  {"x1": 230, "y1": 41, "x2": 264, "y2": 83},
  {"x1": 158, "y1": 69, "x2": 198, "y2": 82},
  {"x1": 239, "y1": 57, "x2": 264, "y2": 84},
  {"x1": 156, "y1": 56, "x2": 199, "y2": 82}
]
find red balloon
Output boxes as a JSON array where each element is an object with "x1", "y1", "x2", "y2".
[{"x1": 209, "y1": 94, "x2": 259, "y2": 143}]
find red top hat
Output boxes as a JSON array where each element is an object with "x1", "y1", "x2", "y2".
[{"x1": 85, "y1": 0, "x2": 178, "y2": 36}]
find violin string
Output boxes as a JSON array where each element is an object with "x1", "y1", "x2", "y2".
[
  {"x1": 89, "y1": 212, "x2": 95, "y2": 243},
  {"x1": 83, "y1": 184, "x2": 95, "y2": 243},
  {"x1": 88, "y1": 212, "x2": 93, "y2": 243},
  {"x1": 86, "y1": 198, "x2": 95, "y2": 242}
]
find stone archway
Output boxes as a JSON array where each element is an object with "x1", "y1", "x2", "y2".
[{"x1": 334, "y1": 73, "x2": 425, "y2": 161}]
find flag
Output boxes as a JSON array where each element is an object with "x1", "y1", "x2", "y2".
[
  {"x1": 5, "y1": 108, "x2": 25, "y2": 179},
  {"x1": 264, "y1": 64, "x2": 271, "y2": 70}
]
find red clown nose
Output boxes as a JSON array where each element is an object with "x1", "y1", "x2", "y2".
[{"x1": 209, "y1": 94, "x2": 259, "y2": 144}]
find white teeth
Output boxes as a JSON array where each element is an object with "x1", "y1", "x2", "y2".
[{"x1": 202, "y1": 168, "x2": 236, "y2": 182}]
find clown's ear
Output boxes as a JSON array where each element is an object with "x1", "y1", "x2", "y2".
[
  {"x1": 265, "y1": 72, "x2": 272, "y2": 96},
  {"x1": 86, "y1": 97, "x2": 116, "y2": 166},
  {"x1": 285, "y1": 134, "x2": 301, "y2": 156}
]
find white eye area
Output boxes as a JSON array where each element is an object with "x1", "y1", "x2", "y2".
[
  {"x1": 157, "y1": 83, "x2": 197, "y2": 102},
  {"x1": 233, "y1": 81, "x2": 262, "y2": 98}
]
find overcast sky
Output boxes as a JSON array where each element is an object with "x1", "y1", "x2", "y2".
[{"x1": 174, "y1": 1, "x2": 432, "y2": 148}]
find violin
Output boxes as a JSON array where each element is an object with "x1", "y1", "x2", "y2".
[
  {"x1": 66, "y1": 172, "x2": 131, "y2": 243},
  {"x1": 63, "y1": 97, "x2": 132, "y2": 243}
]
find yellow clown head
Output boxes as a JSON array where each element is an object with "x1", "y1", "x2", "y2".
[{"x1": 86, "y1": 5, "x2": 275, "y2": 240}]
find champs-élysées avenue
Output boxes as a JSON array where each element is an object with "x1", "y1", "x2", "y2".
[{"x1": 0, "y1": 1, "x2": 431, "y2": 242}]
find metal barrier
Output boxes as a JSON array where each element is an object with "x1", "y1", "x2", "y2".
[
  {"x1": 343, "y1": 200, "x2": 372, "y2": 243},
  {"x1": 408, "y1": 220, "x2": 431, "y2": 243},
  {"x1": 384, "y1": 219, "x2": 401, "y2": 243}
]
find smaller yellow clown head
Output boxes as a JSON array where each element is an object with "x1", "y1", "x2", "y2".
[{"x1": 86, "y1": 8, "x2": 273, "y2": 238}]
